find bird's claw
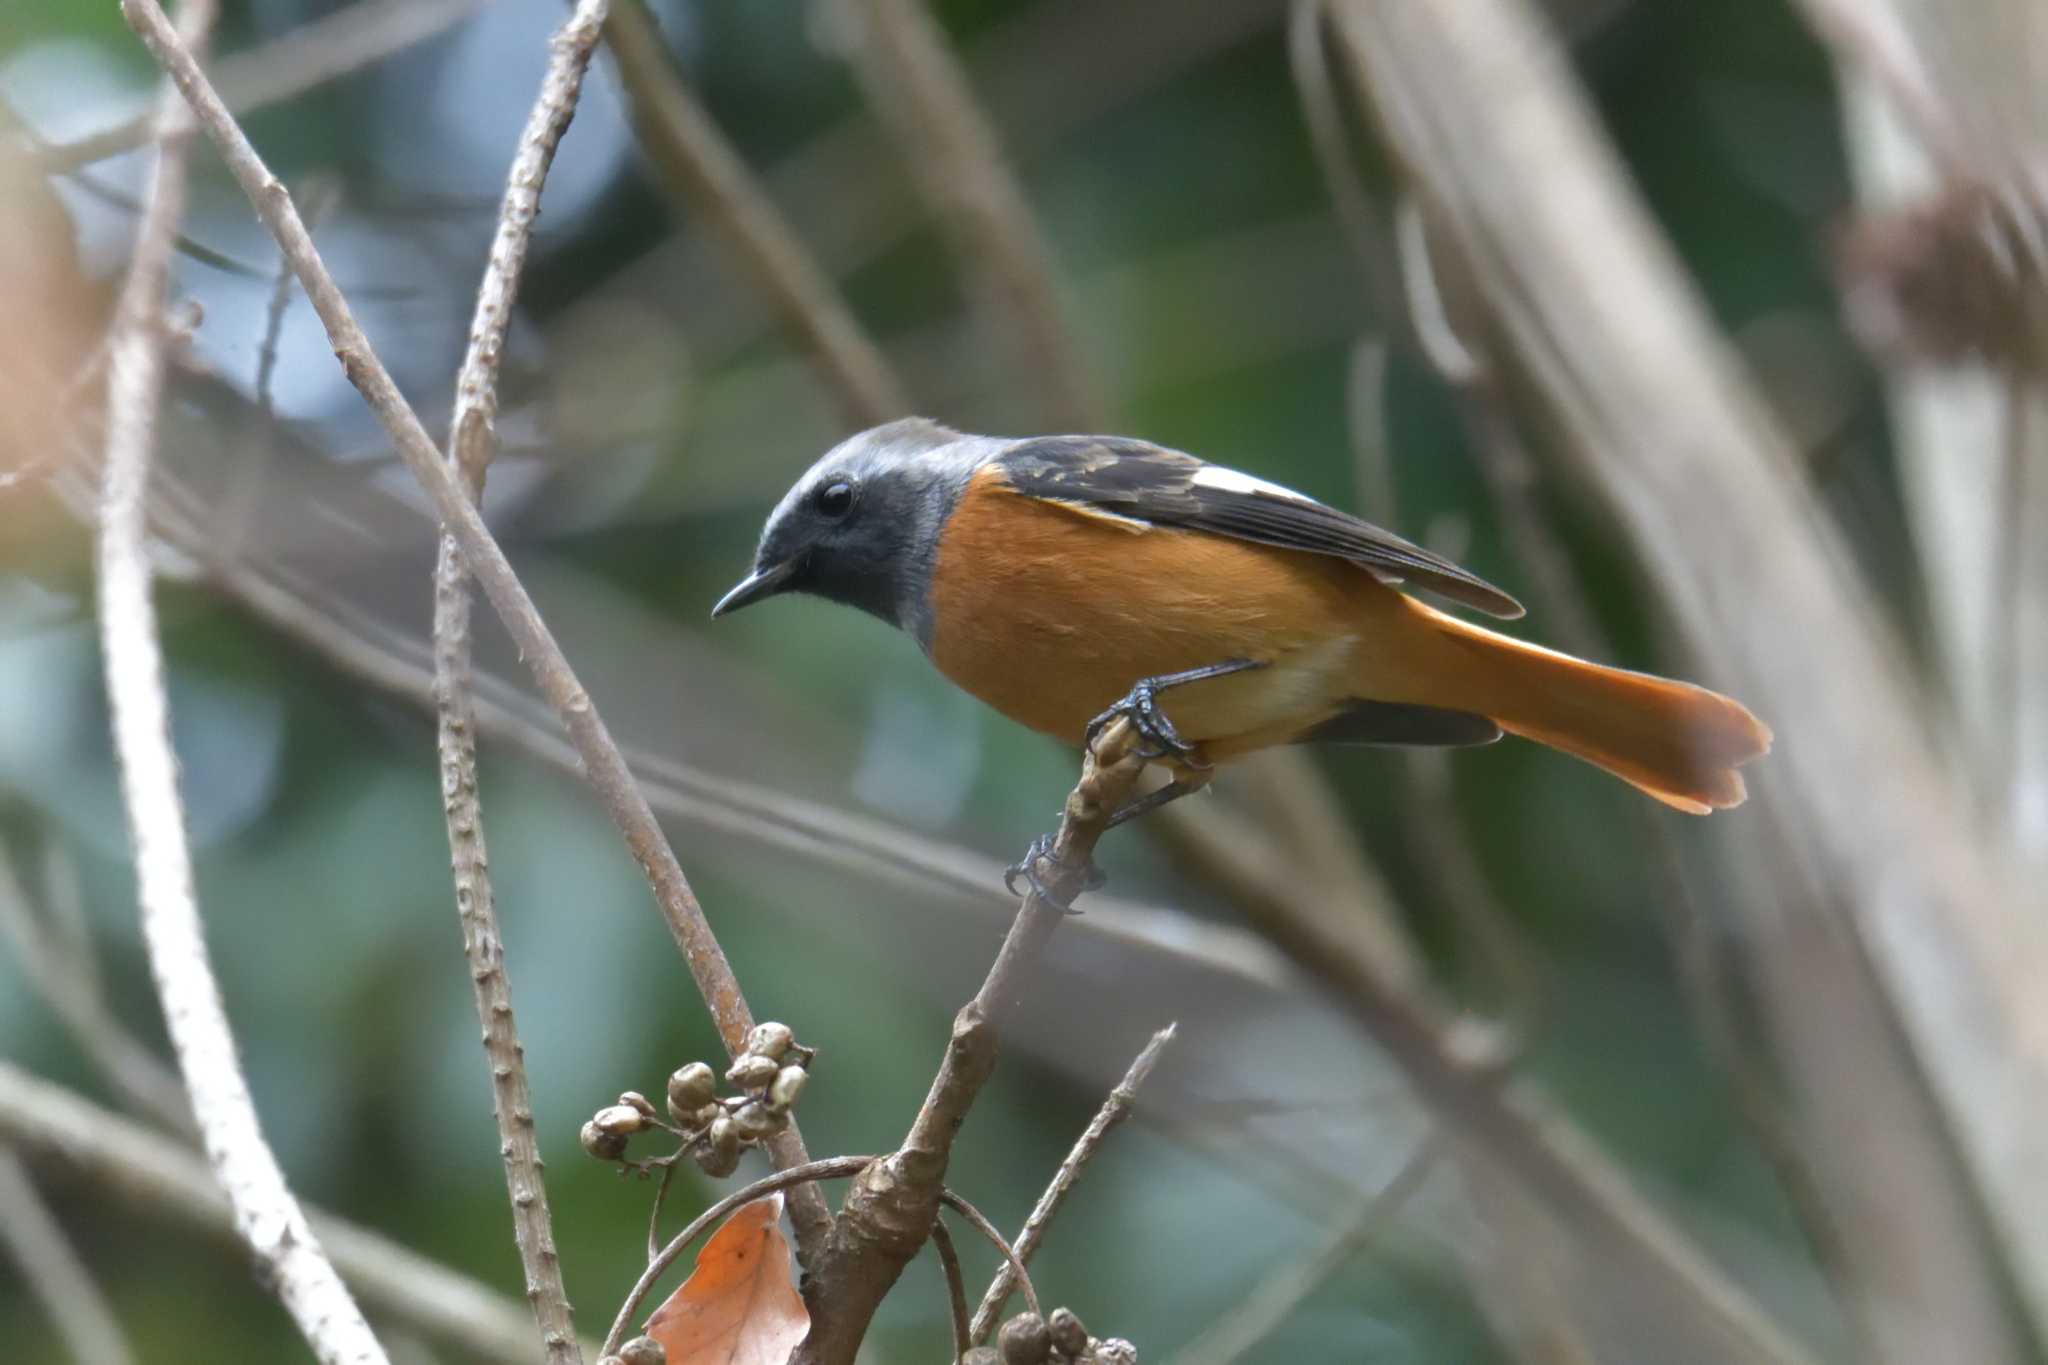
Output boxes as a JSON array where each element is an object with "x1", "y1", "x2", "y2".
[
  {"x1": 1003, "y1": 832, "x2": 1105, "y2": 914},
  {"x1": 1086, "y1": 681, "x2": 1202, "y2": 764}
]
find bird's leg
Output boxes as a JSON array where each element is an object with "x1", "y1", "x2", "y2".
[
  {"x1": 1011, "y1": 660, "x2": 1264, "y2": 908},
  {"x1": 1084, "y1": 658, "x2": 1267, "y2": 762},
  {"x1": 1105, "y1": 771, "x2": 1213, "y2": 829}
]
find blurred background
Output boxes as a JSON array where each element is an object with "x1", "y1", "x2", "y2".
[{"x1": 2, "y1": 0, "x2": 2041, "y2": 1361}]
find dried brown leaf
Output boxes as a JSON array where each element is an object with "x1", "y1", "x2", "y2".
[{"x1": 645, "y1": 1192, "x2": 808, "y2": 1365}]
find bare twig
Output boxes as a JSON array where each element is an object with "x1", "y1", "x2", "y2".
[
  {"x1": 968, "y1": 1024, "x2": 1177, "y2": 1343},
  {"x1": 601, "y1": 0, "x2": 908, "y2": 426},
  {"x1": 1288, "y1": 0, "x2": 1407, "y2": 340},
  {"x1": 791, "y1": 722, "x2": 1151, "y2": 1365},
  {"x1": 830, "y1": 0, "x2": 1102, "y2": 429},
  {"x1": 120, "y1": 0, "x2": 833, "y2": 1261},
  {"x1": 937, "y1": 1188, "x2": 1042, "y2": 1327},
  {"x1": 0, "y1": 1062, "x2": 588, "y2": 1361},
  {"x1": 1171, "y1": 1136, "x2": 1439, "y2": 1365},
  {"x1": 100, "y1": 3, "x2": 384, "y2": 1361},
  {"x1": 38, "y1": 0, "x2": 488, "y2": 173},
  {"x1": 929, "y1": 1214, "x2": 971, "y2": 1361},
  {"x1": 601, "y1": 1156, "x2": 877, "y2": 1355},
  {"x1": 0, "y1": 1149, "x2": 137, "y2": 1365},
  {"x1": 431, "y1": 6, "x2": 608, "y2": 1362},
  {"x1": 0, "y1": 842, "x2": 193, "y2": 1136},
  {"x1": 228, "y1": 175, "x2": 341, "y2": 562}
]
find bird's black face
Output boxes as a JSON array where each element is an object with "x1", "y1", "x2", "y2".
[{"x1": 712, "y1": 465, "x2": 923, "y2": 631}]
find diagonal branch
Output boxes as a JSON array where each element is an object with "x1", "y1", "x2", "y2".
[
  {"x1": 431, "y1": 4, "x2": 608, "y2": 1361},
  {"x1": 791, "y1": 721, "x2": 1152, "y2": 1365},
  {"x1": 968, "y1": 1023, "x2": 1177, "y2": 1343},
  {"x1": 0, "y1": 1150, "x2": 137, "y2": 1365},
  {"x1": 1328, "y1": 0, "x2": 2048, "y2": 1342},
  {"x1": 0, "y1": 1062, "x2": 591, "y2": 1362},
  {"x1": 601, "y1": 0, "x2": 909, "y2": 427},
  {"x1": 98, "y1": 2, "x2": 386, "y2": 1361},
  {"x1": 830, "y1": 0, "x2": 1103, "y2": 429},
  {"x1": 37, "y1": 0, "x2": 488, "y2": 173},
  {"x1": 0, "y1": 841, "x2": 194, "y2": 1137},
  {"x1": 119, "y1": 0, "x2": 833, "y2": 1264}
]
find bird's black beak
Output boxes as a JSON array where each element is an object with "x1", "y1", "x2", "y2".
[{"x1": 710, "y1": 557, "x2": 801, "y2": 618}]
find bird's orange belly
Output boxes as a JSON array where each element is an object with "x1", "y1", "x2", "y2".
[{"x1": 925, "y1": 480, "x2": 1387, "y2": 753}]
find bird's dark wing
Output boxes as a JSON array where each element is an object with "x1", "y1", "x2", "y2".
[{"x1": 993, "y1": 435, "x2": 1526, "y2": 619}]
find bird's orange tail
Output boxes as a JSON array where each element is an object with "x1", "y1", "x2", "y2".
[{"x1": 1403, "y1": 603, "x2": 1771, "y2": 813}]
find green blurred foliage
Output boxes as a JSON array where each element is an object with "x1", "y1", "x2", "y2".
[{"x1": 0, "y1": 0, "x2": 1889, "y2": 1360}]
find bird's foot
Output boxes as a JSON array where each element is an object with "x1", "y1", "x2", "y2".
[
  {"x1": 1086, "y1": 680, "x2": 1197, "y2": 763},
  {"x1": 1003, "y1": 832, "x2": 1105, "y2": 913},
  {"x1": 1083, "y1": 658, "x2": 1267, "y2": 764}
]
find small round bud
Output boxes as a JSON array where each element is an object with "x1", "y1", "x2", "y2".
[
  {"x1": 1047, "y1": 1307, "x2": 1088, "y2": 1357},
  {"x1": 731, "y1": 1101, "x2": 784, "y2": 1140},
  {"x1": 616, "y1": 1335, "x2": 666, "y2": 1365},
  {"x1": 726, "y1": 1053, "x2": 779, "y2": 1090},
  {"x1": 580, "y1": 1120, "x2": 628, "y2": 1161},
  {"x1": 667, "y1": 1062, "x2": 717, "y2": 1119},
  {"x1": 695, "y1": 1135, "x2": 741, "y2": 1177},
  {"x1": 618, "y1": 1090, "x2": 657, "y2": 1119},
  {"x1": 999, "y1": 1312, "x2": 1051, "y2": 1364},
  {"x1": 1091, "y1": 1339, "x2": 1137, "y2": 1365},
  {"x1": 593, "y1": 1104, "x2": 649, "y2": 1136},
  {"x1": 765, "y1": 1065, "x2": 808, "y2": 1113},
  {"x1": 744, "y1": 1021, "x2": 795, "y2": 1061},
  {"x1": 691, "y1": 1102, "x2": 723, "y2": 1129}
]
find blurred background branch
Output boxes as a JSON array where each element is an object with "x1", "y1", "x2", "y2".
[{"x1": 5, "y1": 0, "x2": 2044, "y2": 1358}]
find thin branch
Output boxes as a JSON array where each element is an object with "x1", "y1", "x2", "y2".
[
  {"x1": 1287, "y1": 0, "x2": 1408, "y2": 342},
  {"x1": 0, "y1": 1149, "x2": 137, "y2": 1365},
  {"x1": 601, "y1": 0, "x2": 908, "y2": 426},
  {"x1": 968, "y1": 1024, "x2": 1177, "y2": 1343},
  {"x1": 929, "y1": 1214, "x2": 971, "y2": 1361},
  {"x1": 432, "y1": 6, "x2": 607, "y2": 1362},
  {"x1": 0, "y1": 841, "x2": 194, "y2": 1136},
  {"x1": 830, "y1": 0, "x2": 1103, "y2": 429},
  {"x1": 0, "y1": 1062, "x2": 588, "y2": 1362},
  {"x1": 1170, "y1": 1136, "x2": 1439, "y2": 1365},
  {"x1": 120, "y1": 0, "x2": 833, "y2": 1262},
  {"x1": 601, "y1": 1156, "x2": 877, "y2": 1356},
  {"x1": 937, "y1": 1188, "x2": 1042, "y2": 1327},
  {"x1": 37, "y1": 0, "x2": 489, "y2": 173},
  {"x1": 227, "y1": 175, "x2": 341, "y2": 564},
  {"x1": 99, "y1": 2, "x2": 384, "y2": 1360},
  {"x1": 791, "y1": 722, "x2": 1151, "y2": 1365}
]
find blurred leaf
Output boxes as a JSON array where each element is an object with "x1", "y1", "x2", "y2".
[{"x1": 645, "y1": 1193, "x2": 808, "y2": 1364}]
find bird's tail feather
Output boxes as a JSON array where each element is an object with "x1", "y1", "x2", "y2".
[{"x1": 1403, "y1": 604, "x2": 1771, "y2": 813}]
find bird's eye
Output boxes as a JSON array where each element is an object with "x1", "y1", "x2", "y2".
[{"x1": 815, "y1": 480, "x2": 856, "y2": 519}]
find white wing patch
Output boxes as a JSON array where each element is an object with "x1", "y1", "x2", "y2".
[
  {"x1": 1044, "y1": 498, "x2": 1154, "y2": 532},
  {"x1": 1189, "y1": 463, "x2": 1319, "y2": 505}
]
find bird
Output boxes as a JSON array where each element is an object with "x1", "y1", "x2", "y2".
[{"x1": 714, "y1": 417, "x2": 1770, "y2": 833}]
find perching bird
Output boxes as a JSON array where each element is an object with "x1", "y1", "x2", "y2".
[{"x1": 714, "y1": 418, "x2": 1770, "y2": 822}]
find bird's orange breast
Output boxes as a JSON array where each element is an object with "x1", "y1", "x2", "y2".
[{"x1": 925, "y1": 469, "x2": 1401, "y2": 754}]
